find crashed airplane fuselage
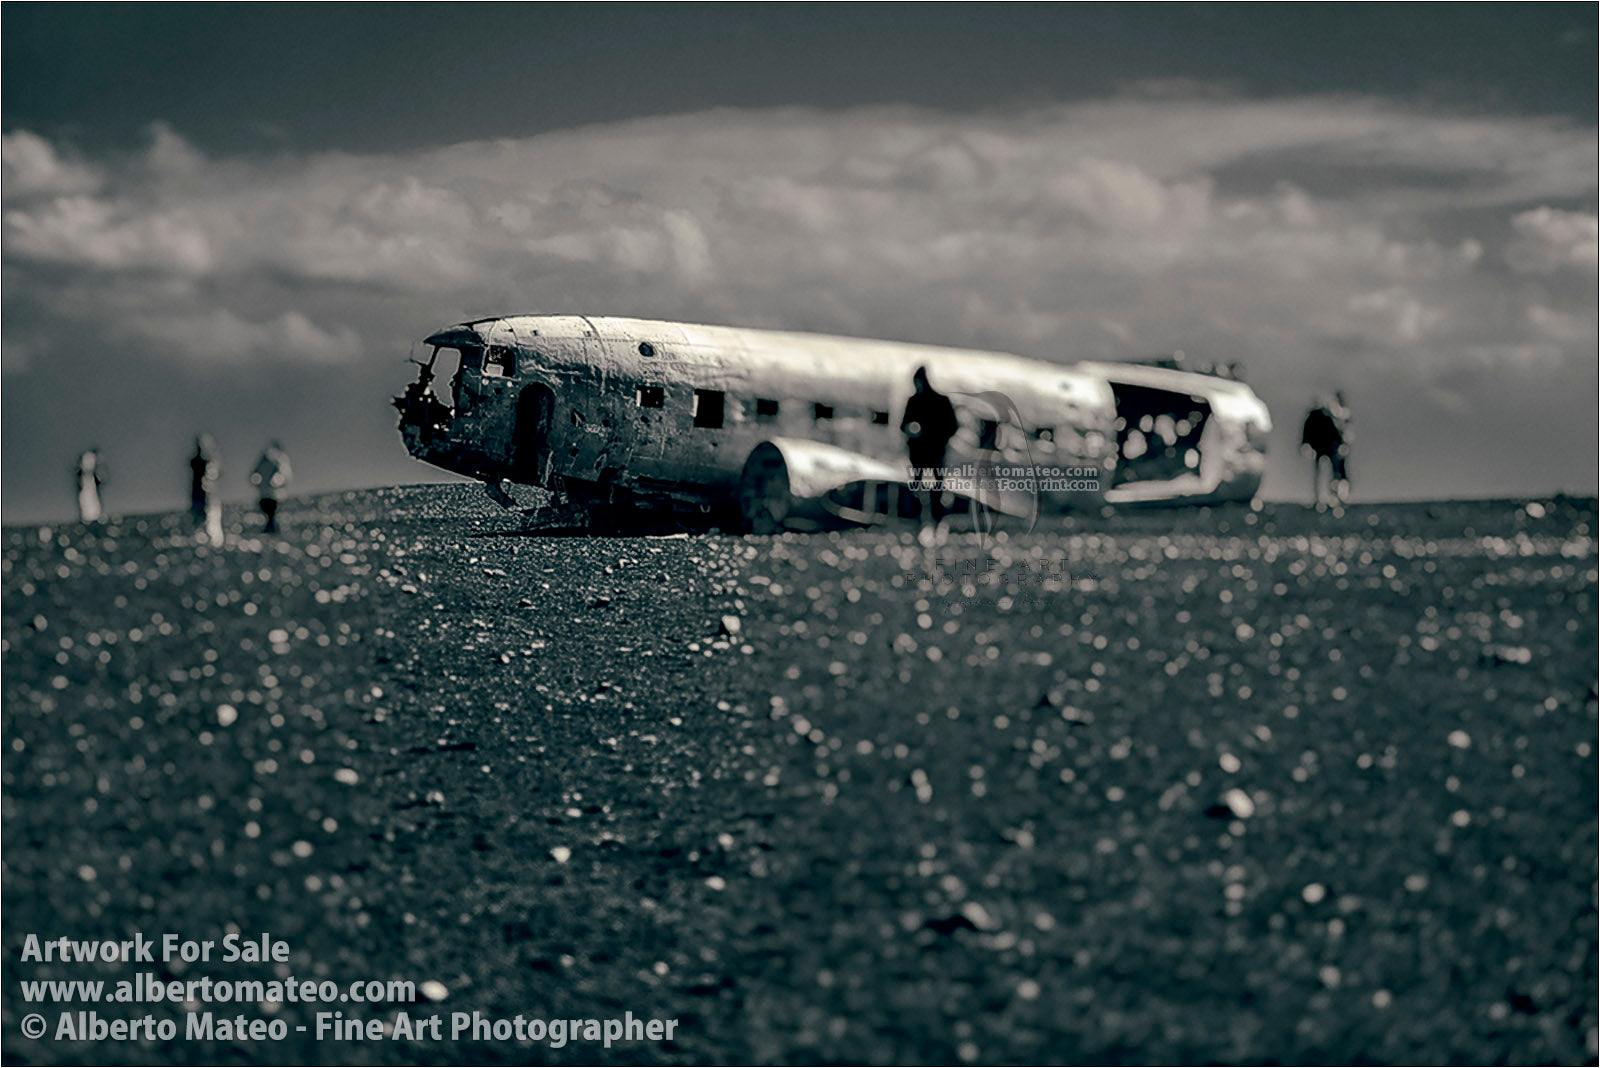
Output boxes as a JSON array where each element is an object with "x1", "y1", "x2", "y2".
[{"x1": 394, "y1": 315, "x2": 1271, "y2": 530}]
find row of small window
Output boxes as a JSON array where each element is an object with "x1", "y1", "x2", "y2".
[
  {"x1": 634, "y1": 384, "x2": 1059, "y2": 445},
  {"x1": 635, "y1": 386, "x2": 891, "y2": 430}
]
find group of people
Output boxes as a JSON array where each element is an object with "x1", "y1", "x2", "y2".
[{"x1": 75, "y1": 440, "x2": 293, "y2": 537}]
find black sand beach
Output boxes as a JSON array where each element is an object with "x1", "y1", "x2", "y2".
[{"x1": 4, "y1": 487, "x2": 1595, "y2": 1064}]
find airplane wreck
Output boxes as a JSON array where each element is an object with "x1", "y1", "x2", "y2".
[{"x1": 394, "y1": 315, "x2": 1271, "y2": 532}]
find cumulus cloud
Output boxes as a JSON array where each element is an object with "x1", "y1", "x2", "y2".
[
  {"x1": 1347, "y1": 287, "x2": 1446, "y2": 345},
  {"x1": 1, "y1": 93, "x2": 1595, "y2": 501},
  {"x1": 0, "y1": 129, "x2": 102, "y2": 197},
  {"x1": 4, "y1": 195, "x2": 213, "y2": 273},
  {"x1": 142, "y1": 121, "x2": 207, "y2": 178},
  {"x1": 1506, "y1": 206, "x2": 1598, "y2": 273},
  {"x1": 1527, "y1": 303, "x2": 1593, "y2": 342},
  {"x1": 123, "y1": 308, "x2": 362, "y2": 364}
]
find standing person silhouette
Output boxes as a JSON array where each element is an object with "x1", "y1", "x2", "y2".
[
  {"x1": 189, "y1": 435, "x2": 223, "y2": 543},
  {"x1": 901, "y1": 366, "x2": 958, "y2": 526},
  {"x1": 250, "y1": 441, "x2": 292, "y2": 533},
  {"x1": 1326, "y1": 391, "x2": 1352, "y2": 504},
  {"x1": 75, "y1": 448, "x2": 104, "y2": 523},
  {"x1": 1301, "y1": 394, "x2": 1351, "y2": 510}
]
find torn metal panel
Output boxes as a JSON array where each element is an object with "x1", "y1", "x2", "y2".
[{"x1": 1075, "y1": 361, "x2": 1271, "y2": 506}]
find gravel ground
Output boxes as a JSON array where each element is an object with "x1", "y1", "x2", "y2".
[{"x1": 3, "y1": 486, "x2": 1596, "y2": 1065}]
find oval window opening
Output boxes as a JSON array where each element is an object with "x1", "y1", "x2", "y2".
[{"x1": 638, "y1": 342, "x2": 656, "y2": 357}]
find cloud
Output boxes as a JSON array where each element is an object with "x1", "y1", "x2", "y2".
[
  {"x1": 143, "y1": 120, "x2": 207, "y2": 177},
  {"x1": 1347, "y1": 287, "x2": 1446, "y2": 344},
  {"x1": 1527, "y1": 303, "x2": 1593, "y2": 342},
  {"x1": 1506, "y1": 206, "x2": 1598, "y2": 273},
  {"x1": 122, "y1": 308, "x2": 362, "y2": 364},
  {"x1": 1, "y1": 93, "x2": 1595, "y2": 501},
  {"x1": 0, "y1": 129, "x2": 102, "y2": 197},
  {"x1": 3, "y1": 195, "x2": 214, "y2": 273}
]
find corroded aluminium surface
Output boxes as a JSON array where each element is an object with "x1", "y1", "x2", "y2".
[{"x1": 396, "y1": 314, "x2": 1272, "y2": 518}]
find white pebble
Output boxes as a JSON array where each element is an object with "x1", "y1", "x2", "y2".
[{"x1": 1220, "y1": 787, "x2": 1255, "y2": 819}]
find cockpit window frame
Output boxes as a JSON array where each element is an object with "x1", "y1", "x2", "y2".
[{"x1": 483, "y1": 345, "x2": 517, "y2": 379}]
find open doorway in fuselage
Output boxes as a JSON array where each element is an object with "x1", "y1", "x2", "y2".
[{"x1": 513, "y1": 383, "x2": 556, "y2": 485}]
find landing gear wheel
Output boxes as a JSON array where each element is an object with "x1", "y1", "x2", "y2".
[{"x1": 737, "y1": 445, "x2": 791, "y2": 534}]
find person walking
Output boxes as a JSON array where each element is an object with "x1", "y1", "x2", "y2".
[
  {"x1": 75, "y1": 448, "x2": 105, "y2": 523},
  {"x1": 189, "y1": 435, "x2": 224, "y2": 543},
  {"x1": 901, "y1": 365, "x2": 959, "y2": 527},
  {"x1": 250, "y1": 441, "x2": 292, "y2": 533},
  {"x1": 1301, "y1": 394, "x2": 1351, "y2": 509}
]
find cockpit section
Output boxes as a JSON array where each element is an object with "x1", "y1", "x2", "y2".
[
  {"x1": 394, "y1": 328, "x2": 501, "y2": 480},
  {"x1": 421, "y1": 336, "x2": 481, "y2": 409}
]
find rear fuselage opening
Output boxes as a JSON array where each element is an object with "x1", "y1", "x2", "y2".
[{"x1": 1110, "y1": 383, "x2": 1211, "y2": 487}]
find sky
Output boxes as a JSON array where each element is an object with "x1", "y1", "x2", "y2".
[{"x1": 3, "y1": 4, "x2": 1596, "y2": 522}]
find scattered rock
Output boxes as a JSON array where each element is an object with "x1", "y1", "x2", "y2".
[
  {"x1": 1207, "y1": 788, "x2": 1255, "y2": 820},
  {"x1": 3, "y1": 485, "x2": 1591, "y2": 1064},
  {"x1": 1480, "y1": 645, "x2": 1532, "y2": 666},
  {"x1": 923, "y1": 913, "x2": 979, "y2": 936}
]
